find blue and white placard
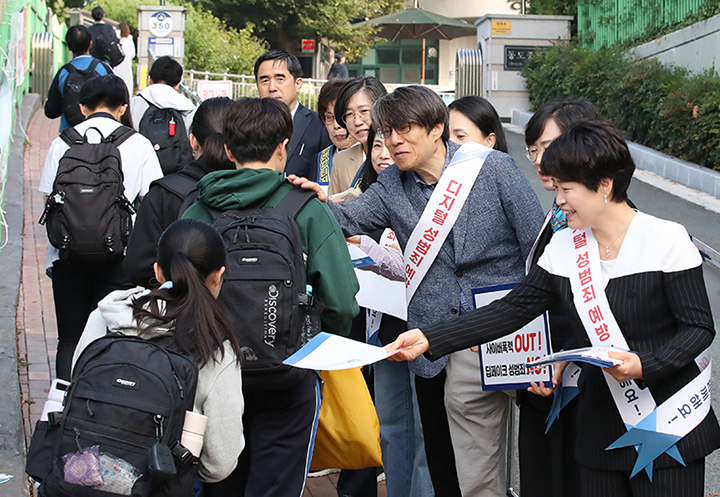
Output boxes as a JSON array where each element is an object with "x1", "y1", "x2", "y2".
[{"x1": 474, "y1": 284, "x2": 553, "y2": 390}]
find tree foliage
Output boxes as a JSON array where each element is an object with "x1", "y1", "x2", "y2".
[
  {"x1": 526, "y1": 0, "x2": 577, "y2": 15},
  {"x1": 522, "y1": 43, "x2": 720, "y2": 171},
  {"x1": 79, "y1": 0, "x2": 267, "y2": 74},
  {"x1": 196, "y1": 0, "x2": 405, "y2": 60}
]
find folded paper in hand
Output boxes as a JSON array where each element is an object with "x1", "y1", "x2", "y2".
[{"x1": 526, "y1": 346, "x2": 625, "y2": 369}]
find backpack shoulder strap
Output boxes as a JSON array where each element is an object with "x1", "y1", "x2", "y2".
[
  {"x1": 62, "y1": 62, "x2": 78, "y2": 75},
  {"x1": 275, "y1": 187, "x2": 317, "y2": 220},
  {"x1": 87, "y1": 58, "x2": 100, "y2": 74},
  {"x1": 59, "y1": 127, "x2": 83, "y2": 147},
  {"x1": 107, "y1": 125, "x2": 137, "y2": 147},
  {"x1": 152, "y1": 173, "x2": 198, "y2": 201}
]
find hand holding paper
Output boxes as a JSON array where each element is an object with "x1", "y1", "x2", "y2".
[
  {"x1": 605, "y1": 350, "x2": 644, "y2": 382},
  {"x1": 384, "y1": 329, "x2": 429, "y2": 361},
  {"x1": 283, "y1": 332, "x2": 426, "y2": 370},
  {"x1": 526, "y1": 346, "x2": 626, "y2": 369}
]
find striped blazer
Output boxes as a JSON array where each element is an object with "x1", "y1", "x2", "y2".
[{"x1": 424, "y1": 211, "x2": 720, "y2": 470}]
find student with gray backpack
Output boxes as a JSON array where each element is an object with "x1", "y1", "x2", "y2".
[
  {"x1": 38, "y1": 74, "x2": 163, "y2": 380},
  {"x1": 27, "y1": 219, "x2": 245, "y2": 496}
]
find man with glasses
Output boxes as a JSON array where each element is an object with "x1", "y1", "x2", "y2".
[
  {"x1": 293, "y1": 85, "x2": 544, "y2": 497},
  {"x1": 254, "y1": 49, "x2": 331, "y2": 179}
]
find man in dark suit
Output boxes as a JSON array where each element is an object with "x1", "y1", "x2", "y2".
[
  {"x1": 254, "y1": 50, "x2": 331, "y2": 179},
  {"x1": 88, "y1": 6, "x2": 122, "y2": 67}
]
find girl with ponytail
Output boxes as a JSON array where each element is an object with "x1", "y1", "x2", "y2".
[
  {"x1": 124, "y1": 97, "x2": 236, "y2": 288},
  {"x1": 73, "y1": 219, "x2": 245, "y2": 482}
]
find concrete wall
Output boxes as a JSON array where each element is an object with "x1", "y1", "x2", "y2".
[
  {"x1": 477, "y1": 15, "x2": 573, "y2": 119},
  {"x1": 630, "y1": 13, "x2": 720, "y2": 74}
]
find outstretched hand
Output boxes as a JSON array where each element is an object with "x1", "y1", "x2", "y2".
[
  {"x1": 528, "y1": 360, "x2": 568, "y2": 397},
  {"x1": 605, "y1": 351, "x2": 643, "y2": 383},
  {"x1": 384, "y1": 329, "x2": 429, "y2": 361},
  {"x1": 287, "y1": 175, "x2": 327, "y2": 202}
]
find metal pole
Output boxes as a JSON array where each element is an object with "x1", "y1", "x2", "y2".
[
  {"x1": 521, "y1": 0, "x2": 525, "y2": 16},
  {"x1": 421, "y1": 38, "x2": 426, "y2": 84}
]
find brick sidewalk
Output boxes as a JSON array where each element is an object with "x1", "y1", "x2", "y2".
[{"x1": 15, "y1": 109, "x2": 385, "y2": 497}]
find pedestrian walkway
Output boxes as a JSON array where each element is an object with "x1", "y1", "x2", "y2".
[{"x1": 15, "y1": 108, "x2": 386, "y2": 497}]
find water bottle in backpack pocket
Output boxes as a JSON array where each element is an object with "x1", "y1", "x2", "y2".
[{"x1": 39, "y1": 126, "x2": 136, "y2": 265}]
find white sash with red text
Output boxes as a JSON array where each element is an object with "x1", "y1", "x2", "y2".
[
  {"x1": 404, "y1": 142, "x2": 492, "y2": 303},
  {"x1": 564, "y1": 228, "x2": 711, "y2": 478}
]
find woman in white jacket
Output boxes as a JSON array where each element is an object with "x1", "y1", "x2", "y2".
[
  {"x1": 116, "y1": 23, "x2": 136, "y2": 96},
  {"x1": 73, "y1": 219, "x2": 245, "y2": 483}
]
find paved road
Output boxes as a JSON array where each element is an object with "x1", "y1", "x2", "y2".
[{"x1": 505, "y1": 128, "x2": 720, "y2": 495}]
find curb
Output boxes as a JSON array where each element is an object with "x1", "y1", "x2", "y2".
[
  {"x1": 0, "y1": 93, "x2": 41, "y2": 496},
  {"x1": 511, "y1": 110, "x2": 720, "y2": 199}
]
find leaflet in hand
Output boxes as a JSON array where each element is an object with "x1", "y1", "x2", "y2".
[
  {"x1": 526, "y1": 346, "x2": 625, "y2": 369},
  {"x1": 283, "y1": 332, "x2": 420, "y2": 370}
]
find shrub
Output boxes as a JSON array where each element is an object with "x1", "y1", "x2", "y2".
[{"x1": 522, "y1": 44, "x2": 720, "y2": 171}]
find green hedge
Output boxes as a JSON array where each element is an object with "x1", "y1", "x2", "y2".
[{"x1": 522, "y1": 44, "x2": 720, "y2": 172}]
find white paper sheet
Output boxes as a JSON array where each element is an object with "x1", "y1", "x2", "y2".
[{"x1": 283, "y1": 332, "x2": 416, "y2": 370}]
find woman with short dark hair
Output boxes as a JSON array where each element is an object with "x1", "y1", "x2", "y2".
[{"x1": 387, "y1": 121, "x2": 720, "y2": 497}]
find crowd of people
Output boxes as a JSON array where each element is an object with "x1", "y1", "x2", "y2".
[{"x1": 32, "y1": 18, "x2": 720, "y2": 497}]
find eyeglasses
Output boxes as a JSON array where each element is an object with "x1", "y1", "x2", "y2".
[
  {"x1": 376, "y1": 123, "x2": 412, "y2": 139},
  {"x1": 343, "y1": 108, "x2": 371, "y2": 124},
  {"x1": 322, "y1": 113, "x2": 336, "y2": 124},
  {"x1": 524, "y1": 145, "x2": 547, "y2": 163}
]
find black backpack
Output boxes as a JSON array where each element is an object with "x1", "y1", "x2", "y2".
[
  {"x1": 39, "y1": 126, "x2": 136, "y2": 265},
  {"x1": 61, "y1": 60, "x2": 101, "y2": 127},
  {"x1": 37, "y1": 334, "x2": 199, "y2": 497},
  {"x1": 151, "y1": 171, "x2": 200, "y2": 219},
  {"x1": 99, "y1": 35, "x2": 125, "y2": 67},
  {"x1": 211, "y1": 187, "x2": 321, "y2": 392},
  {"x1": 138, "y1": 96, "x2": 194, "y2": 175}
]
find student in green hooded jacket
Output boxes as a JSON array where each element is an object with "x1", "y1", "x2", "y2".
[{"x1": 183, "y1": 97, "x2": 359, "y2": 497}]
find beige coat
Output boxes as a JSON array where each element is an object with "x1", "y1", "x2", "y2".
[{"x1": 328, "y1": 142, "x2": 365, "y2": 196}]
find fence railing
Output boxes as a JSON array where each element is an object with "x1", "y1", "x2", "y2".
[
  {"x1": 184, "y1": 69, "x2": 455, "y2": 111},
  {"x1": 578, "y1": 0, "x2": 710, "y2": 49}
]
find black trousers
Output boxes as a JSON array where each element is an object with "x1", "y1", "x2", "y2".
[
  {"x1": 579, "y1": 458, "x2": 704, "y2": 497},
  {"x1": 51, "y1": 259, "x2": 132, "y2": 380},
  {"x1": 518, "y1": 393, "x2": 580, "y2": 497},
  {"x1": 414, "y1": 370, "x2": 462, "y2": 497},
  {"x1": 203, "y1": 372, "x2": 320, "y2": 497}
]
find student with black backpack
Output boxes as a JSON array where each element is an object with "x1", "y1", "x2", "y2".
[
  {"x1": 44, "y1": 25, "x2": 113, "y2": 132},
  {"x1": 38, "y1": 74, "x2": 163, "y2": 380},
  {"x1": 69, "y1": 219, "x2": 245, "y2": 488},
  {"x1": 183, "y1": 97, "x2": 359, "y2": 497},
  {"x1": 124, "y1": 97, "x2": 236, "y2": 288},
  {"x1": 130, "y1": 56, "x2": 196, "y2": 175},
  {"x1": 27, "y1": 219, "x2": 245, "y2": 496},
  {"x1": 88, "y1": 6, "x2": 125, "y2": 68}
]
